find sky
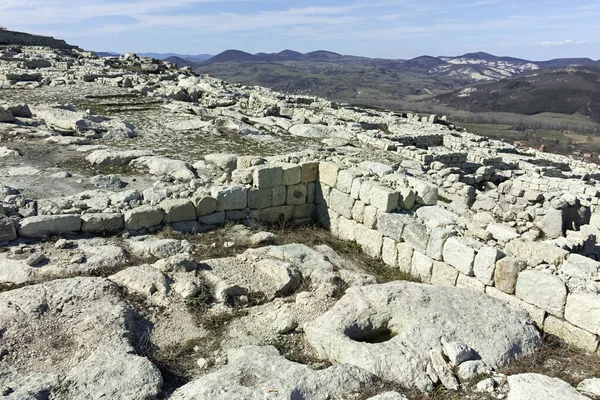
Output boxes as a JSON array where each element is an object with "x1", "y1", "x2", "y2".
[{"x1": 1, "y1": 0, "x2": 599, "y2": 60}]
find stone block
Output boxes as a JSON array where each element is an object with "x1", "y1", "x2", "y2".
[
  {"x1": 315, "y1": 182, "x2": 330, "y2": 205},
  {"x1": 293, "y1": 204, "x2": 315, "y2": 220},
  {"x1": 397, "y1": 242, "x2": 415, "y2": 273},
  {"x1": 486, "y1": 223, "x2": 519, "y2": 242},
  {"x1": 253, "y1": 165, "x2": 284, "y2": 189},
  {"x1": 81, "y1": 213, "x2": 124, "y2": 233},
  {"x1": 355, "y1": 224, "x2": 383, "y2": 258},
  {"x1": 159, "y1": 199, "x2": 196, "y2": 223},
  {"x1": 377, "y1": 212, "x2": 411, "y2": 242},
  {"x1": 205, "y1": 153, "x2": 237, "y2": 172},
  {"x1": 536, "y1": 208, "x2": 564, "y2": 239},
  {"x1": 350, "y1": 178, "x2": 362, "y2": 199},
  {"x1": 226, "y1": 209, "x2": 248, "y2": 221},
  {"x1": 399, "y1": 187, "x2": 416, "y2": 210},
  {"x1": 318, "y1": 162, "x2": 340, "y2": 187},
  {"x1": 259, "y1": 206, "x2": 294, "y2": 224},
  {"x1": 402, "y1": 222, "x2": 429, "y2": 253},
  {"x1": 248, "y1": 188, "x2": 272, "y2": 209},
  {"x1": 286, "y1": 184, "x2": 307, "y2": 206},
  {"x1": 338, "y1": 217, "x2": 357, "y2": 242},
  {"x1": 211, "y1": 185, "x2": 247, "y2": 211},
  {"x1": 494, "y1": 257, "x2": 526, "y2": 294},
  {"x1": 17, "y1": 215, "x2": 82, "y2": 237},
  {"x1": 300, "y1": 161, "x2": 319, "y2": 183},
  {"x1": 363, "y1": 205, "x2": 378, "y2": 229},
  {"x1": 193, "y1": 196, "x2": 217, "y2": 216},
  {"x1": 426, "y1": 228, "x2": 455, "y2": 261},
  {"x1": 359, "y1": 180, "x2": 376, "y2": 204},
  {"x1": 515, "y1": 270, "x2": 567, "y2": 317},
  {"x1": 231, "y1": 168, "x2": 253, "y2": 184},
  {"x1": 562, "y1": 254, "x2": 600, "y2": 280},
  {"x1": 431, "y1": 261, "x2": 458, "y2": 286},
  {"x1": 370, "y1": 184, "x2": 400, "y2": 213},
  {"x1": 352, "y1": 200, "x2": 366, "y2": 223},
  {"x1": 443, "y1": 237, "x2": 476, "y2": 276},
  {"x1": 504, "y1": 239, "x2": 568, "y2": 266},
  {"x1": 382, "y1": 237, "x2": 398, "y2": 267},
  {"x1": 272, "y1": 186, "x2": 287, "y2": 207},
  {"x1": 329, "y1": 189, "x2": 355, "y2": 219},
  {"x1": 565, "y1": 292, "x2": 600, "y2": 335},
  {"x1": 337, "y1": 168, "x2": 364, "y2": 194},
  {"x1": 316, "y1": 205, "x2": 338, "y2": 230},
  {"x1": 456, "y1": 273, "x2": 485, "y2": 292},
  {"x1": 474, "y1": 247, "x2": 504, "y2": 286},
  {"x1": 486, "y1": 286, "x2": 545, "y2": 327},
  {"x1": 306, "y1": 182, "x2": 316, "y2": 204},
  {"x1": 409, "y1": 178, "x2": 438, "y2": 206},
  {"x1": 412, "y1": 251, "x2": 434, "y2": 282},
  {"x1": 198, "y1": 211, "x2": 225, "y2": 225},
  {"x1": 544, "y1": 315, "x2": 599, "y2": 353},
  {"x1": 0, "y1": 216, "x2": 16, "y2": 241},
  {"x1": 124, "y1": 206, "x2": 164, "y2": 231},
  {"x1": 278, "y1": 163, "x2": 301, "y2": 186}
]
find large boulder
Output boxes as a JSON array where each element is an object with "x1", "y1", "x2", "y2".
[
  {"x1": 305, "y1": 281, "x2": 541, "y2": 391},
  {"x1": 0, "y1": 278, "x2": 162, "y2": 399},
  {"x1": 507, "y1": 374, "x2": 591, "y2": 400},
  {"x1": 171, "y1": 345, "x2": 375, "y2": 400}
]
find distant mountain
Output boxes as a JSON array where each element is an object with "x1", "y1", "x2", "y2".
[
  {"x1": 200, "y1": 49, "x2": 600, "y2": 83},
  {"x1": 537, "y1": 58, "x2": 600, "y2": 68},
  {"x1": 202, "y1": 50, "x2": 258, "y2": 64},
  {"x1": 163, "y1": 56, "x2": 203, "y2": 68},
  {"x1": 96, "y1": 51, "x2": 121, "y2": 57},
  {"x1": 201, "y1": 49, "x2": 370, "y2": 65},
  {"x1": 195, "y1": 49, "x2": 600, "y2": 119},
  {"x1": 138, "y1": 52, "x2": 212, "y2": 61},
  {"x1": 433, "y1": 66, "x2": 600, "y2": 122}
]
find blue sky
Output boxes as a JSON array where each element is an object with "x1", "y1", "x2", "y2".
[{"x1": 2, "y1": 0, "x2": 599, "y2": 60}]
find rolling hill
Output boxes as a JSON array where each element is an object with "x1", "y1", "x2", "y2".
[
  {"x1": 194, "y1": 50, "x2": 600, "y2": 105},
  {"x1": 433, "y1": 67, "x2": 600, "y2": 122}
]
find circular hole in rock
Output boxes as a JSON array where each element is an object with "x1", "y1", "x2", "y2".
[{"x1": 344, "y1": 321, "x2": 397, "y2": 344}]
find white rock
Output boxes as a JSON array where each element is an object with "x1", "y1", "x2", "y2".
[
  {"x1": 515, "y1": 270, "x2": 567, "y2": 317},
  {"x1": 170, "y1": 345, "x2": 374, "y2": 399},
  {"x1": 577, "y1": 378, "x2": 600, "y2": 398},
  {"x1": 507, "y1": 373, "x2": 590, "y2": 400},
  {"x1": 443, "y1": 237, "x2": 476, "y2": 276},
  {"x1": 305, "y1": 281, "x2": 541, "y2": 391}
]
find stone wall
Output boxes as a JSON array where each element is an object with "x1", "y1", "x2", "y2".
[
  {"x1": 3, "y1": 158, "x2": 600, "y2": 354},
  {"x1": 313, "y1": 161, "x2": 600, "y2": 354},
  {"x1": 3, "y1": 161, "x2": 320, "y2": 240}
]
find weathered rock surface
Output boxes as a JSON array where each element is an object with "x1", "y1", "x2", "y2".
[
  {"x1": 0, "y1": 278, "x2": 162, "y2": 399},
  {"x1": 305, "y1": 281, "x2": 541, "y2": 391},
  {"x1": 171, "y1": 345, "x2": 375, "y2": 400},
  {"x1": 507, "y1": 374, "x2": 591, "y2": 400}
]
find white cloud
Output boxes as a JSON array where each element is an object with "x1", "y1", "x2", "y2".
[{"x1": 538, "y1": 40, "x2": 588, "y2": 47}]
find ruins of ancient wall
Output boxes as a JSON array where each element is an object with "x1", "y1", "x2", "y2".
[
  {"x1": 312, "y1": 161, "x2": 600, "y2": 354},
  {"x1": 3, "y1": 158, "x2": 600, "y2": 354}
]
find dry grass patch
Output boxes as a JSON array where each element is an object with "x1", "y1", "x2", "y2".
[{"x1": 500, "y1": 333, "x2": 600, "y2": 386}]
